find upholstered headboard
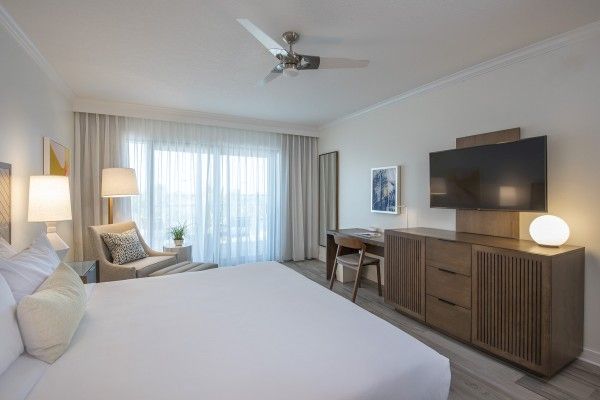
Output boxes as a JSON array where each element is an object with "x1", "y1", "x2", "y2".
[{"x1": 0, "y1": 162, "x2": 11, "y2": 243}]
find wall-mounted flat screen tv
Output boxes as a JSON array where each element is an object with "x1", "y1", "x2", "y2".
[{"x1": 429, "y1": 136, "x2": 547, "y2": 212}]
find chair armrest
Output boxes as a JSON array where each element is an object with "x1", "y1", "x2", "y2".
[
  {"x1": 98, "y1": 260, "x2": 137, "y2": 282},
  {"x1": 146, "y1": 249, "x2": 177, "y2": 258}
]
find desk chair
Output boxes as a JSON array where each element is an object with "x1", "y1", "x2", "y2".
[{"x1": 329, "y1": 236, "x2": 382, "y2": 302}]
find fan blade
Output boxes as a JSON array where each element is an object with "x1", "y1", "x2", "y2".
[
  {"x1": 311, "y1": 56, "x2": 369, "y2": 69},
  {"x1": 259, "y1": 72, "x2": 280, "y2": 86},
  {"x1": 298, "y1": 54, "x2": 320, "y2": 70},
  {"x1": 258, "y1": 65, "x2": 283, "y2": 86},
  {"x1": 237, "y1": 19, "x2": 284, "y2": 55}
]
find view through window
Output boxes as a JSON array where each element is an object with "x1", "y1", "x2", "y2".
[{"x1": 128, "y1": 140, "x2": 281, "y2": 266}]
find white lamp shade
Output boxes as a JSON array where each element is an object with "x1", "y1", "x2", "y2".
[
  {"x1": 101, "y1": 168, "x2": 139, "y2": 197},
  {"x1": 28, "y1": 175, "x2": 72, "y2": 222},
  {"x1": 529, "y1": 215, "x2": 570, "y2": 247}
]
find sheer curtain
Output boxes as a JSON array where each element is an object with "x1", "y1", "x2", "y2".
[
  {"x1": 74, "y1": 112, "x2": 318, "y2": 265},
  {"x1": 124, "y1": 118, "x2": 286, "y2": 265}
]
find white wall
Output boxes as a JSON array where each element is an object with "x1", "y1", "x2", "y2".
[
  {"x1": 319, "y1": 32, "x2": 600, "y2": 363},
  {"x1": 0, "y1": 23, "x2": 73, "y2": 254}
]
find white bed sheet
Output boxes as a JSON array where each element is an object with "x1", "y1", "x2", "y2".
[
  {"x1": 25, "y1": 262, "x2": 450, "y2": 400},
  {"x1": 0, "y1": 282, "x2": 99, "y2": 400},
  {"x1": 0, "y1": 354, "x2": 47, "y2": 400}
]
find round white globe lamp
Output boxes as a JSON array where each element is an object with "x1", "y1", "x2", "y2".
[{"x1": 529, "y1": 215, "x2": 570, "y2": 247}]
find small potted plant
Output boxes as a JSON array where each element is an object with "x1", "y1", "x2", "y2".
[{"x1": 169, "y1": 223, "x2": 187, "y2": 247}]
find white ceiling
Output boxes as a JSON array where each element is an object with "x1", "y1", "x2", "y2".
[{"x1": 2, "y1": 0, "x2": 600, "y2": 127}]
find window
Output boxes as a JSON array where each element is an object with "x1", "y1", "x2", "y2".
[{"x1": 127, "y1": 140, "x2": 281, "y2": 266}]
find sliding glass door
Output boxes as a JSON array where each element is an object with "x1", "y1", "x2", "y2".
[{"x1": 126, "y1": 138, "x2": 281, "y2": 266}]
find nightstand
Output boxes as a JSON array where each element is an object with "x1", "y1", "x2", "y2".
[
  {"x1": 66, "y1": 260, "x2": 98, "y2": 284},
  {"x1": 163, "y1": 244, "x2": 192, "y2": 262}
]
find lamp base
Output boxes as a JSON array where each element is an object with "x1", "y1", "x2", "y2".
[
  {"x1": 46, "y1": 222, "x2": 69, "y2": 260},
  {"x1": 108, "y1": 197, "x2": 114, "y2": 224}
]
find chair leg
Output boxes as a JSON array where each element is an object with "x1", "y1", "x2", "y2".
[
  {"x1": 352, "y1": 263, "x2": 364, "y2": 303},
  {"x1": 329, "y1": 261, "x2": 338, "y2": 290},
  {"x1": 376, "y1": 262, "x2": 382, "y2": 297}
]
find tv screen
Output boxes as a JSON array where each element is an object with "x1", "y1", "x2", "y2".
[{"x1": 429, "y1": 136, "x2": 547, "y2": 211}]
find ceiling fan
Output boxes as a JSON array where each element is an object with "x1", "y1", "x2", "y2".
[{"x1": 236, "y1": 19, "x2": 369, "y2": 85}]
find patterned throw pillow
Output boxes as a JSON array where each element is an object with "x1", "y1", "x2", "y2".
[{"x1": 101, "y1": 229, "x2": 148, "y2": 265}]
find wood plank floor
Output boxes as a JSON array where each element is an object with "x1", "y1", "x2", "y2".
[{"x1": 282, "y1": 259, "x2": 600, "y2": 400}]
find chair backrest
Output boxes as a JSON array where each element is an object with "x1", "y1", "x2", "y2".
[
  {"x1": 333, "y1": 235, "x2": 366, "y2": 252},
  {"x1": 88, "y1": 221, "x2": 151, "y2": 262}
]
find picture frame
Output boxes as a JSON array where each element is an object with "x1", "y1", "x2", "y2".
[
  {"x1": 371, "y1": 166, "x2": 398, "y2": 214},
  {"x1": 0, "y1": 162, "x2": 11, "y2": 243},
  {"x1": 44, "y1": 137, "x2": 71, "y2": 176}
]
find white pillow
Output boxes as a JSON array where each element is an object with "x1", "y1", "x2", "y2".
[
  {"x1": 17, "y1": 264, "x2": 86, "y2": 364},
  {"x1": 0, "y1": 272, "x2": 24, "y2": 375},
  {"x1": 0, "y1": 233, "x2": 60, "y2": 302},
  {"x1": 0, "y1": 237, "x2": 17, "y2": 259}
]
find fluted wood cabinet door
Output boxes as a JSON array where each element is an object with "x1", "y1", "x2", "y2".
[
  {"x1": 384, "y1": 232, "x2": 426, "y2": 321},
  {"x1": 471, "y1": 245, "x2": 551, "y2": 374}
]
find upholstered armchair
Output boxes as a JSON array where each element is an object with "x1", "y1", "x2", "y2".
[{"x1": 88, "y1": 221, "x2": 178, "y2": 282}]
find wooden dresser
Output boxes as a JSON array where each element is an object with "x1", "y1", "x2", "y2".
[{"x1": 384, "y1": 227, "x2": 585, "y2": 377}]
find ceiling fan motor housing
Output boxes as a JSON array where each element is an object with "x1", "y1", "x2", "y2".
[{"x1": 282, "y1": 31, "x2": 300, "y2": 46}]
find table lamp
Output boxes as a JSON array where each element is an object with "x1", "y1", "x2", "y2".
[
  {"x1": 529, "y1": 215, "x2": 570, "y2": 247},
  {"x1": 28, "y1": 175, "x2": 72, "y2": 260},
  {"x1": 101, "y1": 168, "x2": 139, "y2": 224}
]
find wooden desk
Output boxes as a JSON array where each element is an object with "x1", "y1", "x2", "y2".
[{"x1": 325, "y1": 229, "x2": 385, "y2": 279}]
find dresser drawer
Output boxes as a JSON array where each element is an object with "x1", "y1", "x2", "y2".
[
  {"x1": 426, "y1": 266, "x2": 471, "y2": 309},
  {"x1": 426, "y1": 295, "x2": 471, "y2": 342},
  {"x1": 426, "y1": 238, "x2": 471, "y2": 275}
]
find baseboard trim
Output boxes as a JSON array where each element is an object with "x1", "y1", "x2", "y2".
[{"x1": 580, "y1": 348, "x2": 600, "y2": 367}]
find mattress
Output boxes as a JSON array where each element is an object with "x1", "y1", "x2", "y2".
[{"x1": 25, "y1": 262, "x2": 450, "y2": 400}]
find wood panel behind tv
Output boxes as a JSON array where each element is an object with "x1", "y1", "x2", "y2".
[{"x1": 455, "y1": 128, "x2": 521, "y2": 239}]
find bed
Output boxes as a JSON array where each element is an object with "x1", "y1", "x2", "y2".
[{"x1": 2, "y1": 262, "x2": 450, "y2": 400}]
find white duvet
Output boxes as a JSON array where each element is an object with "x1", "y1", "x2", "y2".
[{"x1": 24, "y1": 262, "x2": 449, "y2": 400}]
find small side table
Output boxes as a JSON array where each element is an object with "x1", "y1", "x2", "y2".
[
  {"x1": 163, "y1": 244, "x2": 192, "y2": 263},
  {"x1": 66, "y1": 260, "x2": 98, "y2": 284}
]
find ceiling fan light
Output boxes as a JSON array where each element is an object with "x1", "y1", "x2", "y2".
[{"x1": 282, "y1": 65, "x2": 299, "y2": 78}]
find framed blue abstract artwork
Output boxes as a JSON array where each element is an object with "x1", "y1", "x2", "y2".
[{"x1": 371, "y1": 166, "x2": 398, "y2": 214}]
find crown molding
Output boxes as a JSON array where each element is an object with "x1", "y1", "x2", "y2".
[
  {"x1": 321, "y1": 19, "x2": 600, "y2": 131},
  {"x1": 0, "y1": 4, "x2": 74, "y2": 100},
  {"x1": 73, "y1": 98, "x2": 319, "y2": 137}
]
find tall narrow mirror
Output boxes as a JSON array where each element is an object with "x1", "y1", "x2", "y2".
[{"x1": 319, "y1": 151, "x2": 338, "y2": 247}]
